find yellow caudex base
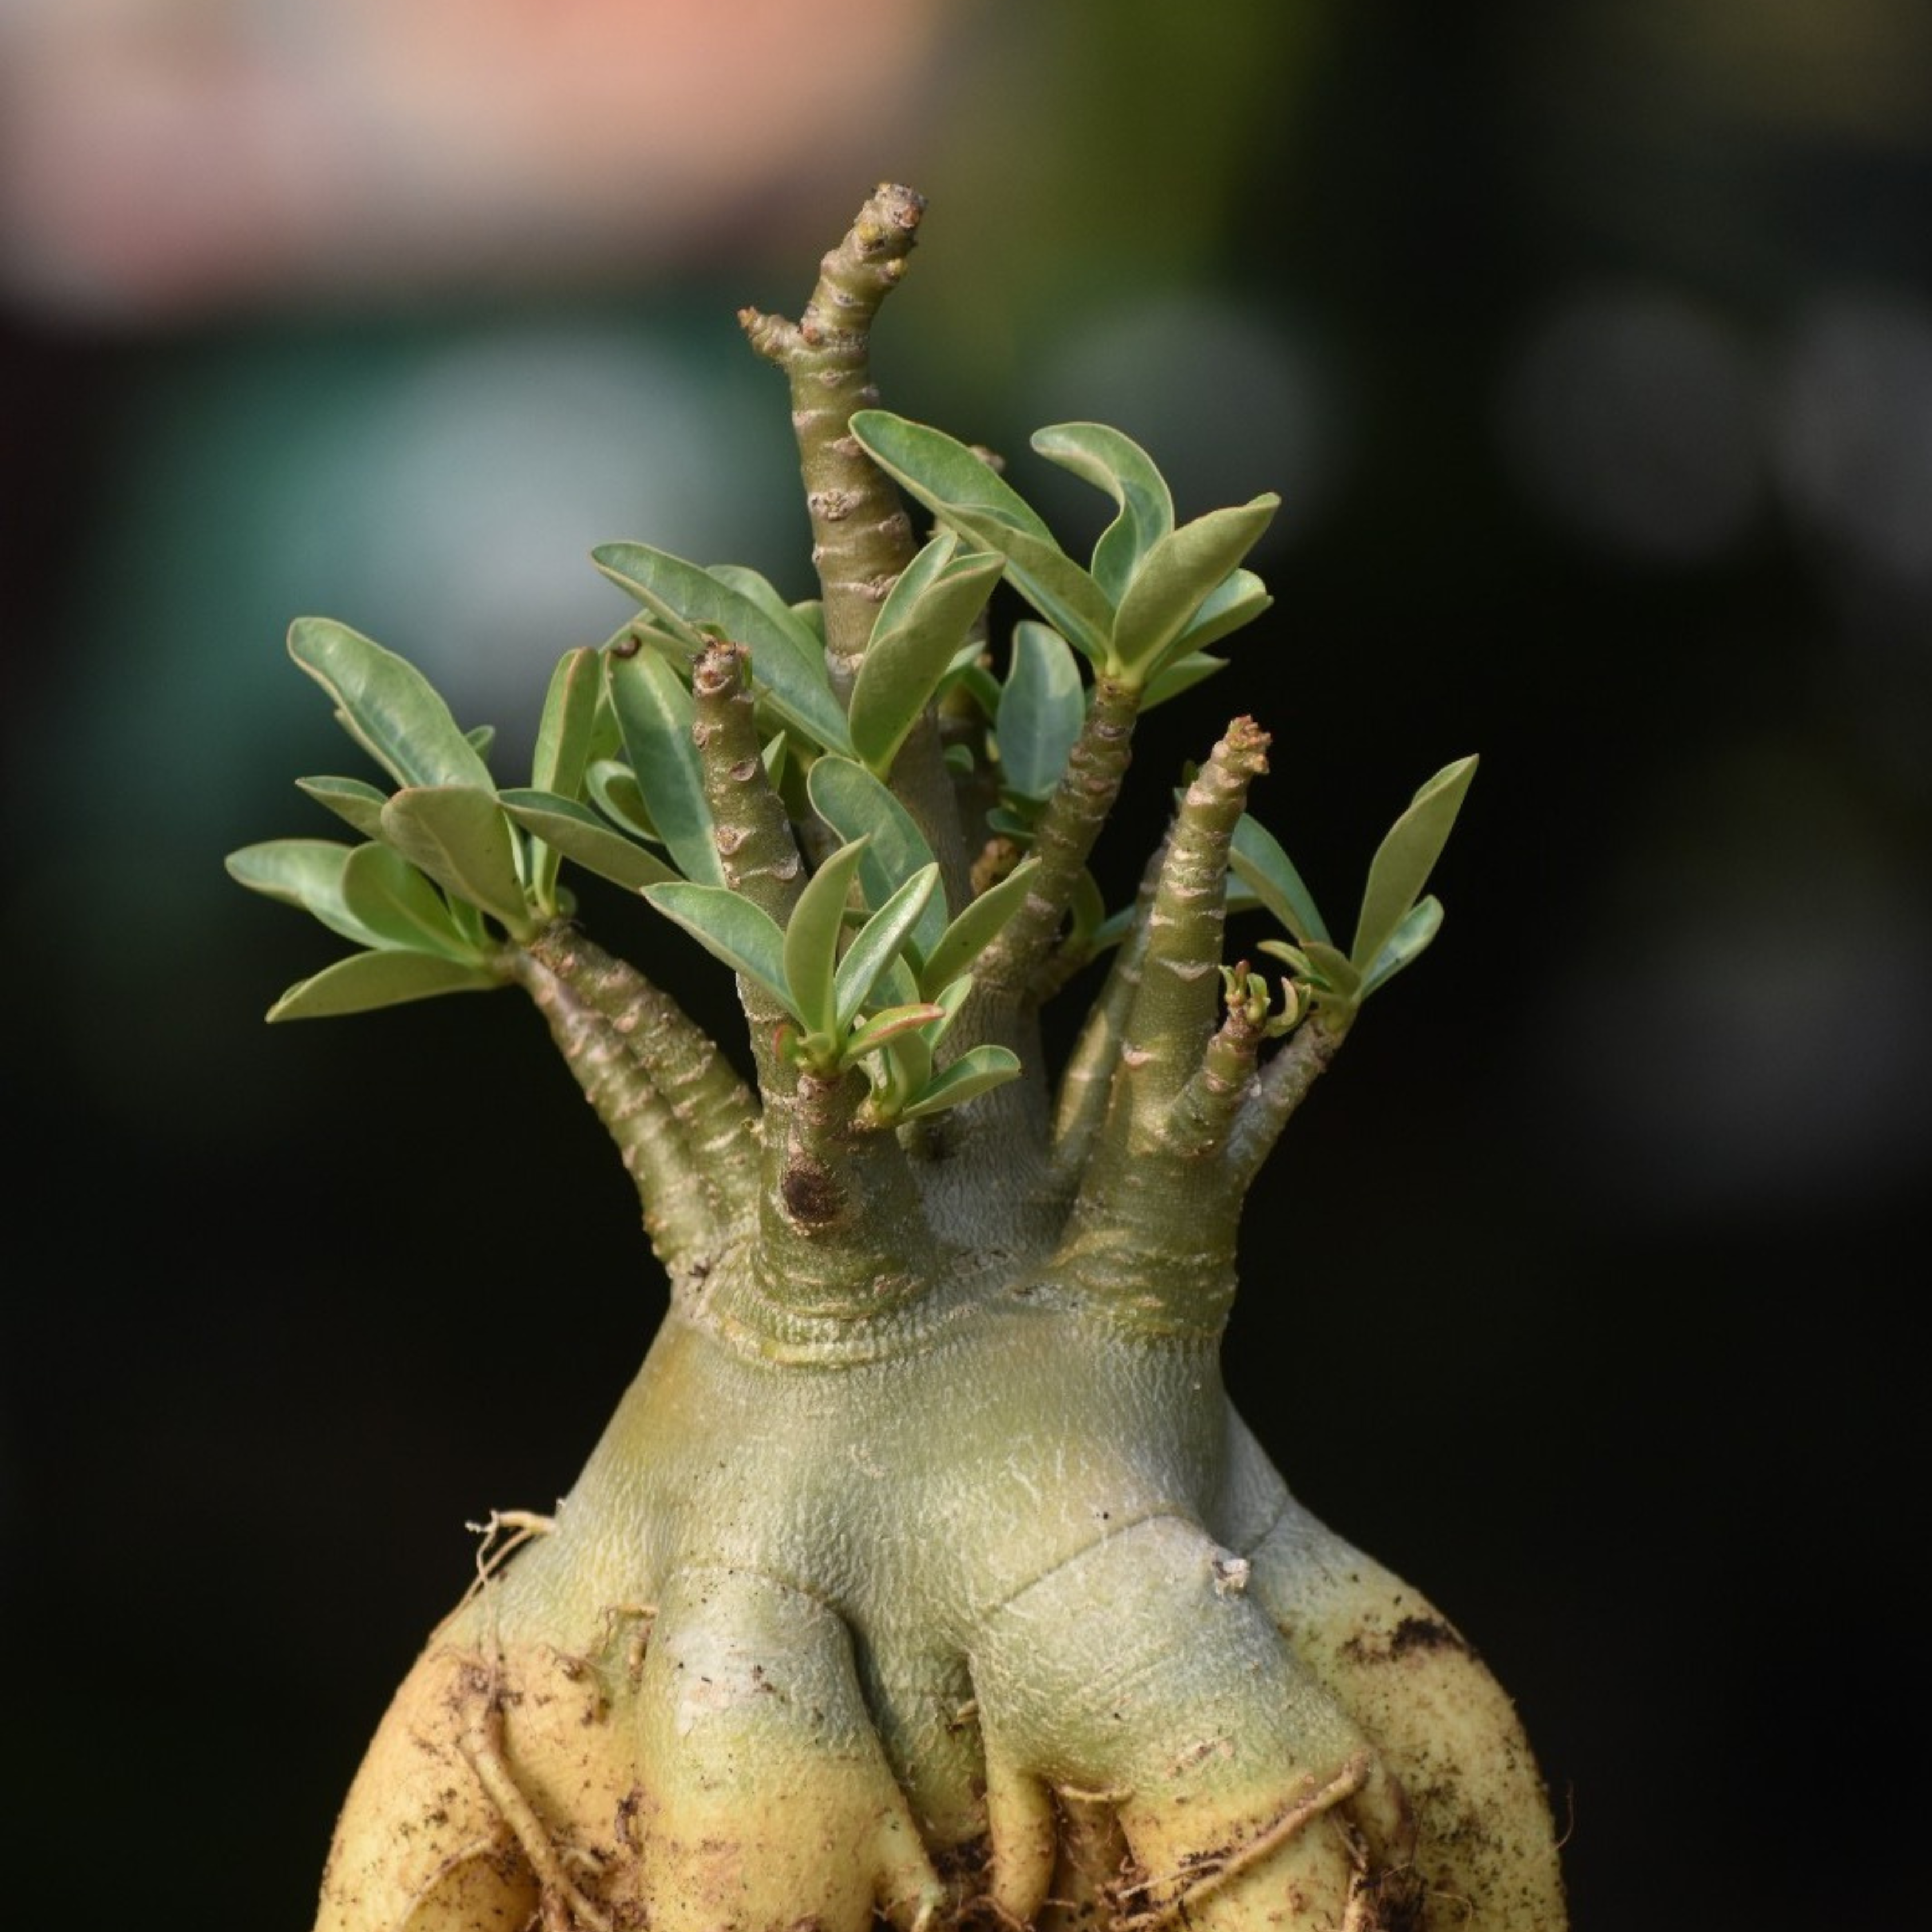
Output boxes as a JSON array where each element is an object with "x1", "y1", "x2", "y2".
[{"x1": 314, "y1": 1282, "x2": 1564, "y2": 1932}]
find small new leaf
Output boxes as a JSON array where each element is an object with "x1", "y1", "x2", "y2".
[
  {"x1": 899, "y1": 1045, "x2": 1024, "y2": 1121},
  {"x1": 1029, "y1": 422, "x2": 1175, "y2": 602}
]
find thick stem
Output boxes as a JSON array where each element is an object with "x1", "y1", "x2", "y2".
[
  {"x1": 741, "y1": 185, "x2": 969, "y2": 898},
  {"x1": 740, "y1": 184, "x2": 925, "y2": 679},
  {"x1": 1048, "y1": 833, "x2": 1167, "y2": 1186},
  {"x1": 691, "y1": 638, "x2": 805, "y2": 1109},
  {"x1": 751, "y1": 1065, "x2": 938, "y2": 1327},
  {"x1": 693, "y1": 640, "x2": 805, "y2": 919},
  {"x1": 1112, "y1": 718, "x2": 1269, "y2": 1145},
  {"x1": 512, "y1": 929, "x2": 759, "y2": 1278},
  {"x1": 1052, "y1": 722, "x2": 1270, "y2": 1338},
  {"x1": 1163, "y1": 990, "x2": 1266, "y2": 1167},
  {"x1": 978, "y1": 677, "x2": 1141, "y2": 1000}
]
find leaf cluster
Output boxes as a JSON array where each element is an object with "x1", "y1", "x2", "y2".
[{"x1": 231, "y1": 410, "x2": 1473, "y2": 1170}]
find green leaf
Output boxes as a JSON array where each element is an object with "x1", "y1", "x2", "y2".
[
  {"x1": 1229, "y1": 813, "x2": 1330, "y2": 946},
  {"x1": 586, "y1": 759, "x2": 658, "y2": 841},
  {"x1": 288, "y1": 618, "x2": 496, "y2": 793},
  {"x1": 526, "y1": 647, "x2": 603, "y2": 906},
  {"x1": 1139, "y1": 651, "x2": 1228, "y2": 712},
  {"x1": 380, "y1": 786, "x2": 532, "y2": 934},
  {"x1": 1109, "y1": 497, "x2": 1278, "y2": 684},
  {"x1": 900, "y1": 1044, "x2": 1023, "y2": 1121},
  {"x1": 606, "y1": 649, "x2": 721, "y2": 885},
  {"x1": 593, "y1": 544, "x2": 850, "y2": 754},
  {"x1": 499, "y1": 789, "x2": 677, "y2": 893},
  {"x1": 805, "y1": 757, "x2": 947, "y2": 964},
  {"x1": 1350, "y1": 755, "x2": 1477, "y2": 974},
  {"x1": 339, "y1": 843, "x2": 480, "y2": 959},
  {"x1": 843, "y1": 1001, "x2": 947, "y2": 1061},
  {"x1": 294, "y1": 775, "x2": 388, "y2": 841},
  {"x1": 464, "y1": 724, "x2": 496, "y2": 760},
  {"x1": 708, "y1": 564, "x2": 821, "y2": 651},
  {"x1": 917, "y1": 858, "x2": 1040, "y2": 997},
  {"x1": 835, "y1": 864, "x2": 939, "y2": 1029},
  {"x1": 1029, "y1": 422, "x2": 1175, "y2": 601},
  {"x1": 1360, "y1": 894, "x2": 1445, "y2": 995},
  {"x1": 850, "y1": 538, "x2": 1004, "y2": 777},
  {"x1": 1299, "y1": 940, "x2": 1364, "y2": 1003},
  {"x1": 643, "y1": 882, "x2": 793, "y2": 1015},
  {"x1": 1255, "y1": 938, "x2": 1315, "y2": 979},
  {"x1": 226, "y1": 839, "x2": 391, "y2": 952},
  {"x1": 531, "y1": 648, "x2": 602, "y2": 799},
  {"x1": 921, "y1": 971, "x2": 974, "y2": 1049},
  {"x1": 1170, "y1": 567, "x2": 1271, "y2": 657},
  {"x1": 945, "y1": 656, "x2": 1003, "y2": 721},
  {"x1": 996, "y1": 622, "x2": 1085, "y2": 801},
  {"x1": 267, "y1": 948, "x2": 499, "y2": 1021},
  {"x1": 784, "y1": 840, "x2": 870, "y2": 1040},
  {"x1": 850, "y1": 411, "x2": 1115, "y2": 662}
]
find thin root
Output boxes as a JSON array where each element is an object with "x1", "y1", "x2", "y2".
[
  {"x1": 1113, "y1": 1752, "x2": 1372, "y2": 1931},
  {"x1": 441, "y1": 1508, "x2": 558, "y2": 1630},
  {"x1": 457, "y1": 1662, "x2": 613, "y2": 1932}
]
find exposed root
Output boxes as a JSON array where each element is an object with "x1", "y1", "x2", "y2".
[
  {"x1": 437, "y1": 1507, "x2": 558, "y2": 1633},
  {"x1": 456, "y1": 1661, "x2": 614, "y2": 1932},
  {"x1": 1112, "y1": 1753, "x2": 1372, "y2": 1931}
]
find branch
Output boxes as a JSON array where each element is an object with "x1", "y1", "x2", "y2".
[
  {"x1": 1050, "y1": 721, "x2": 1270, "y2": 1337},
  {"x1": 687, "y1": 639, "x2": 935, "y2": 1324},
  {"x1": 978, "y1": 676, "x2": 1140, "y2": 999},
  {"x1": 740, "y1": 183, "x2": 925, "y2": 680},
  {"x1": 1226, "y1": 1004, "x2": 1352, "y2": 1190},
  {"x1": 1111, "y1": 716, "x2": 1269, "y2": 1139},
  {"x1": 741, "y1": 184, "x2": 970, "y2": 908},
  {"x1": 690, "y1": 638, "x2": 806, "y2": 1106},
  {"x1": 750, "y1": 1066, "x2": 937, "y2": 1329},
  {"x1": 511, "y1": 927, "x2": 759, "y2": 1278},
  {"x1": 1048, "y1": 831, "x2": 1166, "y2": 1184}
]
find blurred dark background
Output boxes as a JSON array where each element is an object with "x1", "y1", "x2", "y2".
[{"x1": 4, "y1": 3, "x2": 1928, "y2": 1925}]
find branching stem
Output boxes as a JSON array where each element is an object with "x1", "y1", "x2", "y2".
[
  {"x1": 1227, "y1": 1005, "x2": 1352, "y2": 1189},
  {"x1": 1052, "y1": 721, "x2": 1270, "y2": 1337}
]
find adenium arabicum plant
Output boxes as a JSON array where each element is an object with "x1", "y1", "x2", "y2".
[{"x1": 230, "y1": 186, "x2": 1565, "y2": 1932}]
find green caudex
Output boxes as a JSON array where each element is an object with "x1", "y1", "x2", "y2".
[{"x1": 231, "y1": 186, "x2": 1566, "y2": 1932}]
